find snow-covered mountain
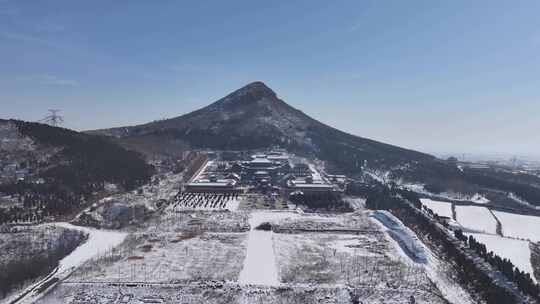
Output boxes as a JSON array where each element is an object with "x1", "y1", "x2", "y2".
[{"x1": 90, "y1": 81, "x2": 433, "y2": 172}]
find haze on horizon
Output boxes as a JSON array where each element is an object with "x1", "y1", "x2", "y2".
[{"x1": 1, "y1": 1, "x2": 539, "y2": 156}]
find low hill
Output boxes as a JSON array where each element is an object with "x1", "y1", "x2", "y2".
[{"x1": 0, "y1": 119, "x2": 154, "y2": 222}]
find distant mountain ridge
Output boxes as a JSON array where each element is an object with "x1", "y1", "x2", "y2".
[{"x1": 89, "y1": 81, "x2": 434, "y2": 173}]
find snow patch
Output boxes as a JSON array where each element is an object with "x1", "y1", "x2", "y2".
[
  {"x1": 370, "y1": 211, "x2": 427, "y2": 264},
  {"x1": 493, "y1": 211, "x2": 540, "y2": 243},
  {"x1": 455, "y1": 206, "x2": 497, "y2": 234}
]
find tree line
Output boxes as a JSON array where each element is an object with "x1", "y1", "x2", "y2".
[
  {"x1": 364, "y1": 185, "x2": 527, "y2": 304},
  {"x1": 455, "y1": 229, "x2": 540, "y2": 300}
]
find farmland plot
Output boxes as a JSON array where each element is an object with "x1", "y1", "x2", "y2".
[
  {"x1": 153, "y1": 210, "x2": 250, "y2": 233},
  {"x1": 69, "y1": 232, "x2": 247, "y2": 283},
  {"x1": 420, "y1": 199, "x2": 453, "y2": 219},
  {"x1": 493, "y1": 211, "x2": 540, "y2": 242},
  {"x1": 272, "y1": 212, "x2": 373, "y2": 232},
  {"x1": 455, "y1": 206, "x2": 497, "y2": 234},
  {"x1": 29, "y1": 210, "x2": 467, "y2": 304}
]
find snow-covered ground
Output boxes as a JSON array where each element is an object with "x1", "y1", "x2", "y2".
[
  {"x1": 38, "y1": 282, "x2": 427, "y2": 304},
  {"x1": 467, "y1": 233, "x2": 536, "y2": 283},
  {"x1": 273, "y1": 212, "x2": 371, "y2": 231},
  {"x1": 4, "y1": 223, "x2": 127, "y2": 304},
  {"x1": 493, "y1": 211, "x2": 540, "y2": 242},
  {"x1": 370, "y1": 211, "x2": 427, "y2": 264},
  {"x1": 369, "y1": 211, "x2": 475, "y2": 304},
  {"x1": 343, "y1": 197, "x2": 366, "y2": 210},
  {"x1": 238, "y1": 229, "x2": 277, "y2": 285},
  {"x1": 238, "y1": 211, "x2": 300, "y2": 285},
  {"x1": 27, "y1": 207, "x2": 477, "y2": 304},
  {"x1": 73, "y1": 172, "x2": 185, "y2": 229},
  {"x1": 420, "y1": 198, "x2": 453, "y2": 218},
  {"x1": 70, "y1": 231, "x2": 246, "y2": 283},
  {"x1": 422, "y1": 245, "x2": 477, "y2": 304},
  {"x1": 157, "y1": 210, "x2": 249, "y2": 233},
  {"x1": 455, "y1": 205, "x2": 497, "y2": 234},
  {"x1": 277, "y1": 233, "x2": 424, "y2": 286},
  {"x1": 52, "y1": 223, "x2": 127, "y2": 273}
]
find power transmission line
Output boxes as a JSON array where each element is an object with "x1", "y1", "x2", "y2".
[{"x1": 39, "y1": 109, "x2": 64, "y2": 127}]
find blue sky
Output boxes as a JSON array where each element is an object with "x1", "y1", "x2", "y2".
[{"x1": 1, "y1": 1, "x2": 539, "y2": 155}]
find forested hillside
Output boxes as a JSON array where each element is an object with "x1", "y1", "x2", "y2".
[{"x1": 0, "y1": 120, "x2": 154, "y2": 223}]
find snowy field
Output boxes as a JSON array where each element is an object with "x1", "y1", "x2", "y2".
[
  {"x1": 455, "y1": 205, "x2": 497, "y2": 234},
  {"x1": 493, "y1": 211, "x2": 540, "y2": 242},
  {"x1": 272, "y1": 212, "x2": 372, "y2": 232},
  {"x1": 274, "y1": 232, "x2": 403, "y2": 284},
  {"x1": 154, "y1": 210, "x2": 249, "y2": 233},
  {"x1": 38, "y1": 282, "x2": 446, "y2": 304},
  {"x1": 420, "y1": 199, "x2": 453, "y2": 218},
  {"x1": 69, "y1": 231, "x2": 247, "y2": 283},
  {"x1": 37, "y1": 209, "x2": 449, "y2": 304},
  {"x1": 467, "y1": 233, "x2": 536, "y2": 283},
  {"x1": 274, "y1": 212, "x2": 430, "y2": 287},
  {"x1": 23, "y1": 208, "x2": 475, "y2": 304}
]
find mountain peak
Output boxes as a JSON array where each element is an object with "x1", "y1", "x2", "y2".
[
  {"x1": 242, "y1": 81, "x2": 274, "y2": 93},
  {"x1": 89, "y1": 81, "x2": 433, "y2": 168},
  {"x1": 226, "y1": 81, "x2": 277, "y2": 101}
]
